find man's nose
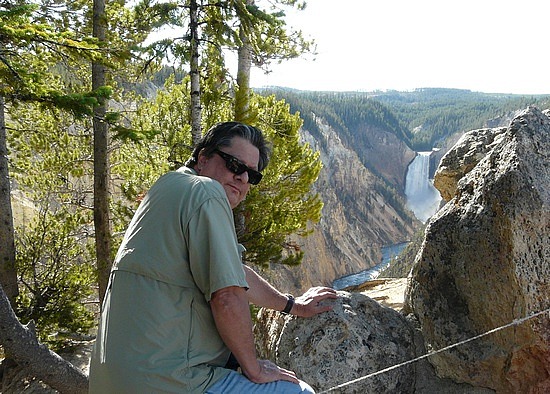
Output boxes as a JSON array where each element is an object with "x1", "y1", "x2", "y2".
[{"x1": 236, "y1": 170, "x2": 249, "y2": 184}]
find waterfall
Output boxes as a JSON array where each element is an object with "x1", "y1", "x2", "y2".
[{"x1": 405, "y1": 152, "x2": 442, "y2": 223}]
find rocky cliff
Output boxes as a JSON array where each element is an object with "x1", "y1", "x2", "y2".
[
  {"x1": 406, "y1": 106, "x2": 550, "y2": 392},
  {"x1": 255, "y1": 106, "x2": 549, "y2": 393},
  {"x1": 256, "y1": 115, "x2": 419, "y2": 293}
]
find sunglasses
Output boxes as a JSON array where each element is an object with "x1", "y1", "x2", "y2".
[{"x1": 213, "y1": 149, "x2": 263, "y2": 185}]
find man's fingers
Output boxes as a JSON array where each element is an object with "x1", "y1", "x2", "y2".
[{"x1": 278, "y1": 367, "x2": 300, "y2": 384}]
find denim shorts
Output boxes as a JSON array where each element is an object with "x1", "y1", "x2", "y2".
[{"x1": 206, "y1": 371, "x2": 316, "y2": 393}]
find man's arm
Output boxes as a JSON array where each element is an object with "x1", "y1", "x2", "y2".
[
  {"x1": 210, "y1": 286, "x2": 299, "y2": 384},
  {"x1": 243, "y1": 265, "x2": 338, "y2": 317},
  {"x1": 242, "y1": 265, "x2": 289, "y2": 311}
]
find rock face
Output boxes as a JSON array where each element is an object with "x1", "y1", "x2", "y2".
[
  {"x1": 406, "y1": 106, "x2": 550, "y2": 392},
  {"x1": 350, "y1": 121, "x2": 416, "y2": 193},
  {"x1": 255, "y1": 292, "x2": 416, "y2": 393},
  {"x1": 433, "y1": 126, "x2": 507, "y2": 202},
  {"x1": 10, "y1": 189, "x2": 37, "y2": 228}
]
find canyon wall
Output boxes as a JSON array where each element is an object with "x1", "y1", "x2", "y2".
[{"x1": 257, "y1": 116, "x2": 419, "y2": 293}]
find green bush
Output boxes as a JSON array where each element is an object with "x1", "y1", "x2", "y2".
[{"x1": 15, "y1": 208, "x2": 96, "y2": 350}]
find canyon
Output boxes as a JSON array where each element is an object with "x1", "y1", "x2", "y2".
[
  {"x1": 256, "y1": 106, "x2": 550, "y2": 393},
  {"x1": 257, "y1": 114, "x2": 423, "y2": 294}
]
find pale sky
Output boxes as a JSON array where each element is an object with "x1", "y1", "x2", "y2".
[{"x1": 247, "y1": 0, "x2": 550, "y2": 94}]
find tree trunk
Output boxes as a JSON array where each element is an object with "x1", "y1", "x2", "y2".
[
  {"x1": 234, "y1": 0, "x2": 254, "y2": 122},
  {"x1": 0, "y1": 96, "x2": 19, "y2": 306},
  {"x1": 0, "y1": 284, "x2": 88, "y2": 393},
  {"x1": 189, "y1": 0, "x2": 202, "y2": 144},
  {"x1": 92, "y1": 0, "x2": 112, "y2": 304},
  {"x1": 233, "y1": 1, "x2": 255, "y2": 238}
]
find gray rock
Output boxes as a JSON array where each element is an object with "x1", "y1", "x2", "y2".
[
  {"x1": 255, "y1": 292, "x2": 416, "y2": 393},
  {"x1": 433, "y1": 126, "x2": 507, "y2": 201},
  {"x1": 405, "y1": 106, "x2": 550, "y2": 392}
]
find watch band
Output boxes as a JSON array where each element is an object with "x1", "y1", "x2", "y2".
[{"x1": 282, "y1": 294, "x2": 295, "y2": 314}]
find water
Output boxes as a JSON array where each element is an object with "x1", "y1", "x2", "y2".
[
  {"x1": 405, "y1": 152, "x2": 442, "y2": 223},
  {"x1": 332, "y1": 242, "x2": 409, "y2": 290},
  {"x1": 331, "y1": 152, "x2": 440, "y2": 290}
]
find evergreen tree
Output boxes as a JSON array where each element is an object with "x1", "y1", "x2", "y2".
[
  {"x1": 0, "y1": 0, "x2": 108, "y2": 309},
  {"x1": 241, "y1": 93, "x2": 322, "y2": 266},
  {"x1": 137, "y1": 0, "x2": 314, "y2": 135},
  {"x1": 127, "y1": 78, "x2": 322, "y2": 266},
  {"x1": 0, "y1": 0, "x2": 138, "y2": 389},
  {"x1": 8, "y1": 103, "x2": 97, "y2": 345},
  {"x1": 0, "y1": 1, "x2": 109, "y2": 112}
]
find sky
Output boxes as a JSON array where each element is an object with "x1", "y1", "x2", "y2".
[{"x1": 245, "y1": 0, "x2": 550, "y2": 94}]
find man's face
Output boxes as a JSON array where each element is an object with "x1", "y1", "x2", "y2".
[{"x1": 197, "y1": 137, "x2": 260, "y2": 208}]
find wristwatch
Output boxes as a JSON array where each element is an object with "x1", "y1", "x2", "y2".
[{"x1": 282, "y1": 294, "x2": 295, "y2": 314}]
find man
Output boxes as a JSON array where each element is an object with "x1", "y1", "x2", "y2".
[{"x1": 89, "y1": 122, "x2": 337, "y2": 393}]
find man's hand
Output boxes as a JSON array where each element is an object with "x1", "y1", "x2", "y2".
[
  {"x1": 211, "y1": 287, "x2": 302, "y2": 385},
  {"x1": 292, "y1": 286, "x2": 338, "y2": 318},
  {"x1": 245, "y1": 359, "x2": 300, "y2": 384}
]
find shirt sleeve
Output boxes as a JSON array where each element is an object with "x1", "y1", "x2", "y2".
[{"x1": 187, "y1": 197, "x2": 248, "y2": 302}]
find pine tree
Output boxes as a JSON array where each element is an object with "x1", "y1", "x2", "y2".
[
  {"x1": 0, "y1": 1, "x2": 131, "y2": 389},
  {"x1": 8, "y1": 103, "x2": 97, "y2": 345},
  {"x1": 128, "y1": 78, "x2": 322, "y2": 266}
]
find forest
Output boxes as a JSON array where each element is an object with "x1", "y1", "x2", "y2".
[
  {"x1": 262, "y1": 87, "x2": 550, "y2": 151},
  {"x1": 1, "y1": 0, "x2": 324, "y2": 391}
]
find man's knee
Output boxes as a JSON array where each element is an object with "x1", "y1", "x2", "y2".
[
  {"x1": 206, "y1": 371, "x2": 316, "y2": 393},
  {"x1": 297, "y1": 379, "x2": 316, "y2": 393}
]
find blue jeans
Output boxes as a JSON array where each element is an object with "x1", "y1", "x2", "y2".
[{"x1": 206, "y1": 371, "x2": 316, "y2": 393}]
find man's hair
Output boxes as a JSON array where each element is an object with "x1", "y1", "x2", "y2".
[{"x1": 185, "y1": 122, "x2": 270, "y2": 171}]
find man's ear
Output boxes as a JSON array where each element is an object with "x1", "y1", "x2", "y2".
[{"x1": 197, "y1": 150, "x2": 208, "y2": 171}]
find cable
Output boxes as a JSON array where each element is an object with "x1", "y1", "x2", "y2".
[{"x1": 318, "y1": 307, "x2": 550, "y2": 393}]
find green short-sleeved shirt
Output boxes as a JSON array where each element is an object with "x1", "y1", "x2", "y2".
[{"x1": 89, "y1": 167, "x2": 249, "y2": 393}]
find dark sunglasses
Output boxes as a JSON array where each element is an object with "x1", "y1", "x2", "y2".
[{"x1": 213, "y1": 149, "x2": 263, "y2": 185}]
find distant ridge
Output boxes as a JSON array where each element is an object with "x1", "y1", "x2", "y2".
[{"x1": 258, "y1": 87, "x2": 550, "y2": 151}]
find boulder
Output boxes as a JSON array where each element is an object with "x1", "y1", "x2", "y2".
[
  {"x1": 433, "y1": 126, "x2": 507, "y2": 201},
  {"x1": 255, "y1": 292, "x2": 415, "y2": 393},
  {"x1": 405, "y1": 106, "x2": 550, "y2": 392}
]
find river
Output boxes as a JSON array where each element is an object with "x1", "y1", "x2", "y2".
[
  {"x1": 332, "y1": 242, "x2": 409, "y2": 290},
  {"x1": 331, "y1": 151, "x2": 439, "y2": 289}
]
